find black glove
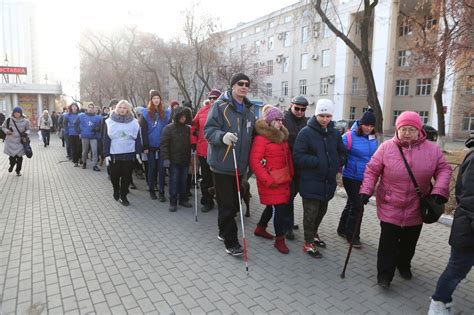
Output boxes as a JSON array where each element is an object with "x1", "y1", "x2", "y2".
[
  {"x1": 360, "y1": 193, "x2": 371, "y2": 205},
  {"x1": 431, "y1": 194, "x2": 448, "y2": 205},
  {"x1": 193, "y1": 128, "x2": 198, "y2": 137},
  {"x1": 191, "y1": 144, "x2": 197, "y2": 151}
]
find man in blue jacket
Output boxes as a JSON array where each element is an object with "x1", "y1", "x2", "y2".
[
  {"x1": 76, "y1": 103, "x2": 102, "y2": 171},
  {"x1": 204, "y1": 73, "x2": 255, "y2": 256}
]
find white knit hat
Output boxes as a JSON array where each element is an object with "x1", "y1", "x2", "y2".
[{"x1": 315, "y1": 99, "x2": 334, "y2": 116}]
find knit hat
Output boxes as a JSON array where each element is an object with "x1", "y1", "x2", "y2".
[
  {"x1": 395, "y1": 111, "x2": 422, "y2": 131},
  {"x1": 315, "y1": 99, "x2": 334, "y2": 116},
  {"x1": 230, "y1": 73, "x2": 250, "y2": 87},
  {"x1": 149, "y1": 89, "x2": 161, "y2": 100},
  {"x1": 264, "y1": 106, "x2": 283, "y2": 124},
  {"x1": 208, "y1": 89, "x2": 222, "y2": 98},
  {"x1": 359, "y1": 108, "x2": 376, "y2": 126},
  {"x1": 465, "y1": 132, "x2": 474, "y2": 148},
  {"x1": 262, "y1": 104, "x2": 274, "y2": 114},
  {"x1": 12, "y1": 106, "x2": 23, "y2": 115},
  {"x1": 170, "y1": 100, "x2": 180, "y2": 107}
]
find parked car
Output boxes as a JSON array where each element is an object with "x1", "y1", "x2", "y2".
[
  {"x1": 335, "y1": 119, "x2": 356, "y2": 135},
  {"x1": 423, "y1": 125, "x2": 438, "y2": 141}
]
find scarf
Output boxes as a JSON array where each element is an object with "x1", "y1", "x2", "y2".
[{"x1": 110, "y1": 112, "x2": 134, "y2": 123}]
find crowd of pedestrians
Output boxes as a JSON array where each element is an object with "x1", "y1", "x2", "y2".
[{"x1": 1, "y1": 72, "x2": 472, "y2": 314}]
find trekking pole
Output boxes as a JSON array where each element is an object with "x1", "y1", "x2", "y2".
[
  {"x1": 231, "y1": 143, "x2": 249, "y2": 275},
  {"x1": 193, "y1": 150, "x2": 198, "y2": 222},
  {"x1": 341, "y1": 206, "x2": 365, "y2": 278}
]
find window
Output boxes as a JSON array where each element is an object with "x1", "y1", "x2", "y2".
[
  {"x1": 399, "y1": 19, "x2": 412, "y2": 36},
  {"x1": 300, "y1": 53, "x2": 309, "y2": 70},
  {"x1": 255, "y1": 40, "x2": 261, "y2": 54},
  {"x1": 267, "y1": 60, "x2": 273, "y2": 75},
  {"x1": 395, "y1": 79, "x2": 409, "y2": 96},
  {"x1": 299, "y1": 79, "x2": 307, "y2": 95},
  {"x1": 393, "y1": 110, "x2": 404, "y2": 126},
  {"x1": 355, "y1": 22, "x2": 361, "y2": 35},
  {"x1": 323, "y1": 23, "x2": 331, "y2": 38},
  {"x1": 320, "y1": 78, "x2": 329, "y2": 95},
  {"x1": 269, "y1": 21, "x2": 275, "y2": 28},
  {"x1": 284, "y1": 16, "x2": 292, "y2": 23},
  {"x1": 416, "y1": 78, "x2": 432, "y2": 96},
  {"x1": 242, "y1": 31, "x2": 247, "y2": 38},
  {"x1": 301, "y1": 26, "x2": 309, "y2": 43},
  {"x1": 282, "y1": 57, "x2": 289, "y2": 73},
  {"x1": 351, "y1": 77, "x2": 359, "y2": 95},
  {"x1": 253, "y1": 63, "x2": 259, "y2": 75},
  {"x1": 281, "y1": 81, "x2": 288, "y2": 96},
  {"x1": 349, "y1": 106, "x2": 356, "y2": 120},
  {"x1": 230, "y1": 35, "x2": 235, "y2": 42},
  {"x1": 466, "y1": 75, "x2": 474, "y2": 94},
  {"x1": 283, "y1": 32, "x2": 291, "y2": 47},
  {"x1": 255, "y1": 26, "x2": 261, "y2": 33},
  {"x1": 463, "y1": 114, "x2": 474, "y2": 131},
  {"x1": 266, "y1": 83, "x2": 272, "y2": 97},
  {"x1": 418, "y1": 111, "x2": 429, "y2": 124},
  {"x1": 425, "y1": 16, "x2": 438, "y2": 30},
  {"x1": 398, "y1": 50, "x2": 410, "y2": 67},
  {"x1": 268, "y1": 36, "x2": 274, "y2": 50},
  {"x1": 353, "y1": 54, "x2": 360, "y2": 66},
  {"x1": 252, "y1": 83, "x2": 258, "y2": 97},
  {"x1": 322, "y1": 49, "x2": 330, "y2": 67}
]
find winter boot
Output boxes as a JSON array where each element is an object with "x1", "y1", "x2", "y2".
[
  {"x1": 149, "y1": 191, "x2": 157, "y2": 200},
  {"x1": 169, "y1": 201, "x2": 177, "y2": 212},
  {"x1": 159, "y1": 192, "x2": 166, "y2": 202},
  {"x1": 254, "y1": 225, "x2": 274, "y2": 239},
  {"x1": 428, "y1": 298, "x2": 453, "y2": 315},
  {"x1": 8, "y1": 157, "x2": 16, "y2": 173},
  {"x1": 274, "y1": 236, "x2": 289, "y2": 254}
]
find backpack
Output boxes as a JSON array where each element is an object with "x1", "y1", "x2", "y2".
[
  {"x1": 0, "y1": 118, "x2": 9, "y2": 141},
  {"x1": 345, "y1": 130, "x2": 352, "y2": 151}
]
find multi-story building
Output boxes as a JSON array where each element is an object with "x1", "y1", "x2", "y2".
[{"x1": 222, "y1": 0, "x2": 473, "y2": 139}]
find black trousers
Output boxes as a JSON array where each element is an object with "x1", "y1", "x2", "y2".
[
  {"x1": 377, "y1": 221, "x2": 422, "y2": 282},
  {"x1": 69, "y1": 135, "x2": 81, "y2": 163},
  {"x1": 9, "y1": 156, "x2": 23, "y2": 172},
  {"x1": 338, "y1": 177, "x2": 364, "y2": 241},
  {"x1": 199, "y1": 156, "x2": 214, "y2": 206},
  {"x1": 258, "y1": 204, "x2": 291, "y2": 236},
  {"x1": 109, "y1": 160, "x2": 134, "y2": 199},
  {"x1": 213, "y1": 172, "x2": 242, "y2": 248}
]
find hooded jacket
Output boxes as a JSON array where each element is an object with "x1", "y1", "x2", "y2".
[
  {"x1": 204, "y1": 90, "x2": 255, "y2": 175},
  {"x1": 293, "y1": 117, "x2": 346, "y2": 201},
  {"x1": 360, "y1": 130, "x2": 452, "y2": 227},
  {"x1": 250, "y1": 120, "x2": 294, "y2": 205},
  {"x1": 191, "y1": 103, "x2": 212, "y2": 157},
  {"x1": 342, "y1": 120, "x2": 378, "y2": 181},
  {"x1": 160, "y1": 107, "x2": 192, "y2": 166}
]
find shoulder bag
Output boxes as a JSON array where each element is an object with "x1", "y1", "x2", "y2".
[{"x1": 12, "y1": 119, "x2": 33, "y2": 159}]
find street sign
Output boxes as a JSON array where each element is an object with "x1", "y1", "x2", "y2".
[{"x1": 0, "y1": 66, "x2": 27, "y2": 75}]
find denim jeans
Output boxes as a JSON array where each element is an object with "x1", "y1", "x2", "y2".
[
  {"x1": 40, "y1": 129, "x2": 50, "y2": 145},
  {"x1": 147, "y1": 151, "x2": 165, "y2": 193},
  {"x1": 432, "y1": 247, "x2": 474, "y2": 303},
  {"x1": 169, "y1": 164, "x2": 189, "y2": 204}
]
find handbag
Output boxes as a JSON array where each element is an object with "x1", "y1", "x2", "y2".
[
  {"x1": 397, "y1": 146, "x2": 444, "y2": 224},
  {"x1": 268, "y1": 152, "x2": 291, "y2": 185},
  {"x1": 12, "y1": 119, "x2": 33, "y2": 159}
]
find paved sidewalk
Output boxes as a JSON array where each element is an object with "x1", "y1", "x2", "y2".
[{"x1": 0, "y1": 136, "x2": 473, "y2": 314}]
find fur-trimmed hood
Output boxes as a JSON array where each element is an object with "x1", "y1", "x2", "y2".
[{"x1": 255, "y1": 119, "x2": 289, "y2": 143}]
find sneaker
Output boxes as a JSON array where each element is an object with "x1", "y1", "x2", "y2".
[
  {"x1": 350, "y1": 239, "x2": 362, "y2": 249},
  {"x1": 82, "y1": 163, "x2": 87, "y2": 169},
  {"x1": 428, "y1": 298, "x2": 453, "y2": 315},
  {"x1": 113, "y1": 192, "x2": 119, "y2": 201},
  {"x1": 377, "y1": 278, "x2": 391, "y2": 289},
  {"x1": 169, "y1": 204, "x2": 177, "y2": 212},
  {"x1": 179, "y1": 201, "x2": 192, "y2": 208},
  {"x1": 119, "y1": 198, "x2": 130, "y2": 206},
  {"x1": 74, "y1": 163, "x2": 79, "y2": 167},
  {"x1": 16, "y1": 171, "x2": 21, "y2": 176},
  {"x1": 225, "y1": 245, "x2": 243, "y2": 256},
  {"x1": 217, "y1": 234, "x2": 225, "y2": 242},
  {"x1": 8, "y1": 164, "x2": 14, "y2": 173},
  {"x1": 398, "y1": 268, "x2": 412, "y2": 280},
  {"x1": 93, "y1": 166, "x2": 100, "y2": 172},
  {"x1": 159, "y1": 192, "x2": 166, "y2": 202},
  {"x1": 149, "y1": 191, "x2": 157, "y2": 200},
  {"x1": 313, "y1": 233, "x2": 326, "y2": 248},
  {"x1": 303, "y1": 242, "x2": 322, "y2": 258},
  {"x1": 201, "y1": 204, "x2": 214, "y2": 212},
  {"x1": 285, "y1": 229, "x2": 295, "y2": 240}
]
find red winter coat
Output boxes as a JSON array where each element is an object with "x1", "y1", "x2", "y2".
[
  {"x1": 360, "y1": 130, "x2": 452, "y2": 227},
  {"x1": 250, "y1": 120, "x2": 294, "y2": 205},
  {"x1": 191, "y1": 104, "x2": 211, "y2": 157}
]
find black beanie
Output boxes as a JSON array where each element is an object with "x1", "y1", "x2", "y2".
[
  {"x1": 230, "y1": 73, "x2": 250, "y2": 87},
  {"x1": 466, "y1": 132, "x2": 474, "y2": 148},
  {"x1": 359, "y1": 109, "x2": 376, "y2": 126}
]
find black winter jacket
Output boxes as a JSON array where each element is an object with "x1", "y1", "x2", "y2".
[
  {"x1": 449, "y1": 149, "x2": 474, "y2": 249},
  {"x1": 283, "y1": 109, "x2": 308, "y2": 152},
  {"x1": 293, "y1": 117, "x2": 346, "y2": 201},
  {"x1": 160, "y1": 107, "x2": 191, "y2": 166}
]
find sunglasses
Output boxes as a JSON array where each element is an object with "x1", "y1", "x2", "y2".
[
  {"x1": 293, "y1": 106, "x2": 306, "y2": 112},
  {"x1": 236, "y1": 81, "x2": 250, "y2": 87},
  {"x1": 209, "y1": 97, "x2": 217, "y2": 100}
]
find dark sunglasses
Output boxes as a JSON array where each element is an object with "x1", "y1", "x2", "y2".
[
  {"x1": 209, "y1": 97, "x2": 217, "y2": 100},
  {"x1": 236, "y1": 81, "x2": 250, "y2": 87},
  {"x1": 293, "y1": 106, "x2": 306, "y2": 112}
]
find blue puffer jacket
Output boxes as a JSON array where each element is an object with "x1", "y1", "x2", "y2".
[
  {"x1": 139, "y1": 109, "x2": 171, "y2": 150},
  {"x1": 293, "y1": 117, "x2": 346, "y2": 201},
  {"x1": 63, "y1": 113, "x2": 79, "y2": 136},
  {"x1": 342, "y1": 121, "x2": 378, "y2": 181},
  {"x1": 75, "y1": 113, "x2": 102, "y2": 139}
]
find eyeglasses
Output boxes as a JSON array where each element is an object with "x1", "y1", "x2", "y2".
[
  {"x1": 236, "y1": 81, "x2": 250, "y2": 87},
  {"x1": 209, "y1": 97, "x2": 217, "y2": 100},
  {"x1": 273, "y1": 119, "x2": 283, "y2": 123},
  {"x1": 398, "y1": 127, "x2": 418, "y2": 133},
  {"x1": 293, "y1": 106, "x2": 306, "y2": 112}
]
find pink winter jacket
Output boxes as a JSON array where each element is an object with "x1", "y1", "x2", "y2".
[{"x1": 360, "y1": 131, "x2": 452, "y2": 227}]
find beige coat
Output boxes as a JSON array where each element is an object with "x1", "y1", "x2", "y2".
[
  {"x1": 39, "y1": 115, "x2": 52, "y2": 130},
  {"x1": 2, "y1": 116, "x2": 31, "y2": 156}
]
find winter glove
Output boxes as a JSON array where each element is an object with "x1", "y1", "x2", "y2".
[
  {"x1": 162, "y1": 159, "x2": 171, "y2": 168},
  {"x1": 431, "y1": 194, "x2": 448, "y2": 205},
  {"x1": 191, "y1": 144, "x2": 197, "y2": 151},
  {"x1": 105, "y1": 156, "x2": 111, "y2": 166},
  {"x1": 223, "y1": 132, "x2": 238, "y2": 145},
  {"x1": 360, "y1": 193, "x2": 371, "y2": 205},
  {"x1": 136, "y1": 154, "x2": 142, "y2": 164}
]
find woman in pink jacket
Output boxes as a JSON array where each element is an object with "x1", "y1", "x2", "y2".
[{"x1": 360, "y1": 111, "x2": 452, "y2": 289}]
